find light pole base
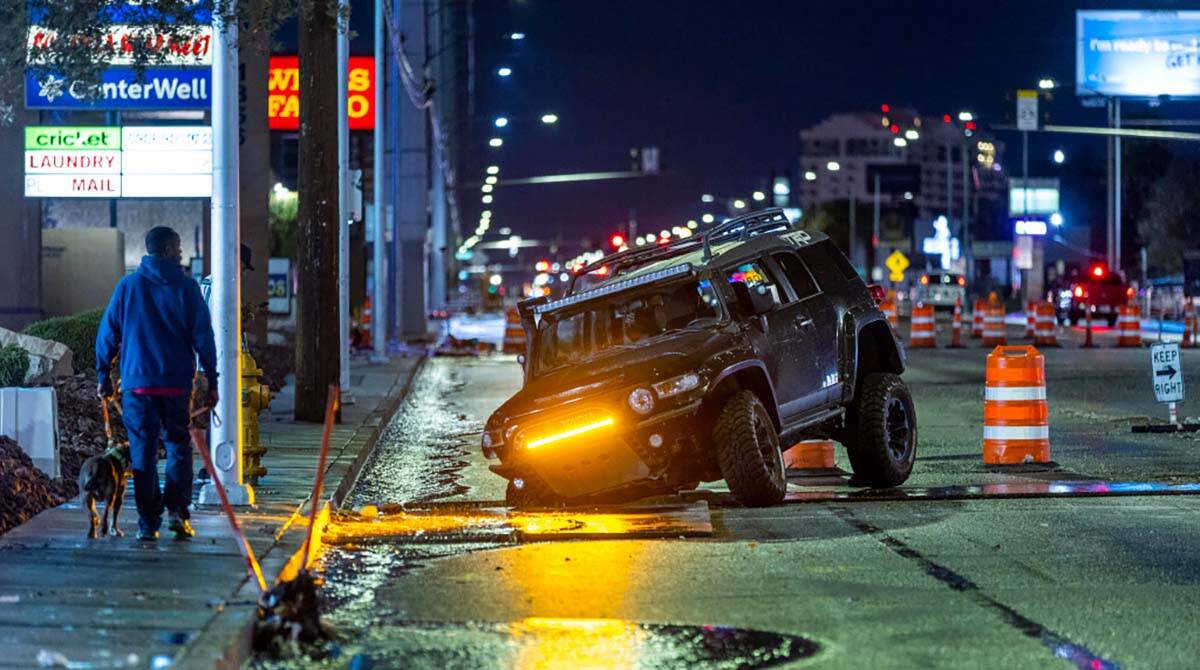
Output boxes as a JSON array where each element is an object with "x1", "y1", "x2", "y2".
[
  {"x1": 198, "y1": 480, "x2": 255, "y2": 507},
  {"x1": 369, "y1": 353, "x2": 388, "y2": 364},
  {"x1": 341, "y1": 391, "x2": 357, "y2": 406}
]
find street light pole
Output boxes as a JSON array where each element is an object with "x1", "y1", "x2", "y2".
[
  {"x1": 372, "y1": 0, "x2": 387, "y2": 361},
  {"x1": 201, "y1": 0, "x2": 252, "y2": 506},
  {"x1": 872, "y1": 173, "x2": 881, "y2": 279},
  {"x1": 337, "y1": 0, "x2": 352, "y2": 399},
  {"x1": 1114, "y1": 97, "x2": 1122, "y2": 273}
]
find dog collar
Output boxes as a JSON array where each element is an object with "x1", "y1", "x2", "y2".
[{"x1": 103, "y1": 447, "x2": 129, "y2": 471}]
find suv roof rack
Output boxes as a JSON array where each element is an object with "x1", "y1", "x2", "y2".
[
  {"x1": 700, "y1": 208, "x2": 793, "y2": 262},
  {"x1": 565, "y1": 207, "x2": 795, "y2": 296}
]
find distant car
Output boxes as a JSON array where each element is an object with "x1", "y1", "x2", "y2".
[
  {"x1": 916, "y1": 272, "x2": 966, "y2": 310},
  {"x1": 1054, "y1": 264, "x2": 1134, "y2": 326},
  {"x1": 482, "y1": 208, "x2": 915, "y2": 509}
]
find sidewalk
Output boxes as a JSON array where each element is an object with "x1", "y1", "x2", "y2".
[{"x1": 0, "y1": 355, "x2": 422, "y2": 670}]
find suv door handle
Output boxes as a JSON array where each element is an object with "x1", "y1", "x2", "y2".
[{"x1": 796, "y1": 316, "x2": 815, "y2": 328}]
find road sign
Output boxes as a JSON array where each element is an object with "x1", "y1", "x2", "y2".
[
  {"x1": 1017, "y1": 89, "x2": 1039, "y2": 131},
  {"x1": 1150, "y1": 343, "x2": 1184, "y2": 403},
  {"x1": 885, "y1": 250, "x2": 909, "y2": 282}
]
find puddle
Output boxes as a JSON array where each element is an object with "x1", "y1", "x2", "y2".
[{"x1": 252, "y1": 618, "x2": 819, "y2": 670}]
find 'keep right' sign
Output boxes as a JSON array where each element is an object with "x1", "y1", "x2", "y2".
[{"x1": 1150, "y1": 343, "x2": 1185, "y2": 403}]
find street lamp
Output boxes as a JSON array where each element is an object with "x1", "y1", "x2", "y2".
[
  {"x1": 540, "y1": 113, "x2": 559, "y2": 124},
  {"x1": 701, "y1": 213, "x2": 715, "y2": 224},
  {"x1": 826, "y1": 161, "x2": 840, "y2": 171},
  {"x1": 804, "y1": 170, "x2": 817, "y2": 181},
  {"x1": 733, "y1": 198, "x2": 747, "y2": 209},
  {"x1": 486, "y1": 165, "x2": 500, "y2": 175},
  {"x1": 1038, "y1": 78, "x2": 1057, "y2": 90},
  {"x1": 1053, "y1": 149, "x2": 1066, "y2": 164},
  {"x1": 752, "y1": 190, "x2": 766, "y2": 202},
  {"x1": 958, "y1": 111, "x2": 974, "y2": 122},
  {"x1": 497, "y1": 67, "x2": 512, "y2": 77},
  {"x1": 508, "y1": 32, "x2": 526, "y2": 40},
  {"x1": 482, "y1": 194, "x2": 493, "y2": 204},
  {"x1": 494, "y1": 116, "x2": 509, "y2": 128},
  {"x1": 904, "y1": 129, "x2": 919, "y2": 140},
  {"x1": 701, "y1": 194, "x2": 715, "y2": 203},
  {"x1": 485, "y1": 176, "x2": 498, "y2": 185},
  {"x1": 488, "y1": 137, "x2": 503, "y2": 147}
]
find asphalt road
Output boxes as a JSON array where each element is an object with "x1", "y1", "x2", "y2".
[{"x1": 258, "y1": 321, "x2": 1200, "y2": 669}]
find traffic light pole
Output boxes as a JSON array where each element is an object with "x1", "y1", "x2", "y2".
[
  {"x1": 201, "y1": 0, "x2": 252, "y2": 507},
  {"x1": 372, "y1": 0, "x2": 387, "y2": 361},
  {"x1": 337, "y1": 0, "x2": 352, "y2": 401}
]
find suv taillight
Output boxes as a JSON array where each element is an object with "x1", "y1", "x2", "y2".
[{"x1": 868, "y1": 284, "x2": 886, "y2": 305}]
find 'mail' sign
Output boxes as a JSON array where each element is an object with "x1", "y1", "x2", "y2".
[{"x1": 268, "y1": 55, "x2": 375, "y2": 131}]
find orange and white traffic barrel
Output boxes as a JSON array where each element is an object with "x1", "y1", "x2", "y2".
[
  {"x1": 971, "y1": 298, "x2": 986, "y2": 339},
  {"x1": 982, "y1": 305, "x2": 1007, "y2": 346},
  {"x1": 947, "y1": 296, "x2": 965, "y2": 348},
  {"x1": 1116, "y1": 305, "x2": 1141, "y2": 347},
  {"x1": 783, "y1": 439, "x2": 835, "y2": 470},
  {"x1": 1033, "y1": 302, "x2": 1058, "y2": 347},
  {"x1": 1025, "y1": 299, "x2": 1037, "y2": 340},
  {"x1": 502, "y1": 307, "x2": 526, "y2": 354},
  {"x1": 909, "y1": 303, "x2": 936, "y2": 348},
  {"x1": 984, "y1": 345, "x2": 1050, "y2": 464},
  {"x1": 881, "y1": 298, "x2": 898, "y2": 329}
]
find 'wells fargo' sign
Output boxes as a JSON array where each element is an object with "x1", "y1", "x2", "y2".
[{"x1": 268, "y1": 55, "x2": 375, "y2": 131}]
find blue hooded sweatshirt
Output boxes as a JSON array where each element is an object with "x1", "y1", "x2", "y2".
[{"x1": 96, "y1": 255, "x2": 218, "y2": 391}]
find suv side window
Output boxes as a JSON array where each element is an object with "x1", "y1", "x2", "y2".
[
  {"x1": 772, "y1": 252, "x2": 820, "y2": 300},
  {"x1": 806, "y1": 241, "x2": 859, "y2": 280},
  {"x1": 727, "y1": 260, "x2": 785, "y2": 306}
]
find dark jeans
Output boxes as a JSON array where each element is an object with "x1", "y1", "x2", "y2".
[{"x1": 121, "y1": 392, "x2": 192, "y2": 534}]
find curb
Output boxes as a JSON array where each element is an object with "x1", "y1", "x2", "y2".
[{"x1": 173, "y1": 355, "x2": 425, "y2": 670}]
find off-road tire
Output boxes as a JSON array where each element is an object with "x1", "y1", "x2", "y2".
[
  {"x1": 714, "y1": 390, "x2": 786, "y2": 507},
  {"x1": 845, "y1": 373, "x2": 916, "y2": 487},
  {"x1": 505, "y1": 475, "x2": 559, "y2": 509}
]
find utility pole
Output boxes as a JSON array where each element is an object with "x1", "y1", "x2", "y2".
[
  {"x1": 872, "y1": 173, "x2": 881, "y2": 280},
  {"x1": 1114, "y1": 97, "x2": 1122, "y2": 273},
  {"x1": 1106, "y1": 99, "x2": 1114, "y2": 271},
  {"x1": 337, "y1": 0, "x2": 352, "y2": 400},
  {"x1": 961, "y1": 143, "x2": 970, "y2": 283},
  {"x1": 295, "y1": 1, "x2": 341, "y2": 422},
  {"x1": 372, "y1": 0, "x2": 387, "y2": 361},
  {"x1": 201, "y1": 0, "x2": 252, "y2": 506}
]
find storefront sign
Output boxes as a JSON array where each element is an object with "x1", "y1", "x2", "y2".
[
  {"x1": 27, "y1": 25, "x2": 213, "y2": 66},
  {"x1": 23, "y1": 125, "x2": 211, "y2": 198},
  {"x1": 25, "y1": 67, "x2": 210, "y2": 110},
  {"x1": 268, "y1": 55, "x2": 375, "y2": 130}
]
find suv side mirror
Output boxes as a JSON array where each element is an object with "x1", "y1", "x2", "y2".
[{"x1": 731, "y1": 281, "x2": 774, "y2": 316}]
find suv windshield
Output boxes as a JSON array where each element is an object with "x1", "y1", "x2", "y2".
[{"x1": 533, "y1": 278, "x2": 724, "y2": 375}]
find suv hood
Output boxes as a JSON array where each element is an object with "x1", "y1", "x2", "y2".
[{"x1": 496, "y1": 326, "x2": 736, "y2": 419}]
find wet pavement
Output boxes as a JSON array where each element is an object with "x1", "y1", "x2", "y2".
[{"x1": 255, "y1": 322, "x2": 1200, "y2": 669}]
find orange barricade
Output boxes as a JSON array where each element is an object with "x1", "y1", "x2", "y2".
[
  {"x1": 909, "y1": 303, "x2": 936, "y2": 348},
  {"x1": 983, "y1": 345, "x2": 1050, "y2": 464},
  {"x1": 1116, "y1": 305, "x2": 1141, "y2": 347},
  {"x1": 1081, "y1": 303, "x2": 1097, "y2": 348},
  {"x1": 1033, "y1": 302, "x2": 1058, "y2": 347},
  {"x1": 971, "y1": 298, "x2": 986, "y2": 339},
  {"x1": 982, "y1": 305, "x2": 1006, "y2": 346},
  {"x1": 783, "y1": 439, "x2": 835, "y2": 470},
  {"x1": 1025, "y1": 299, "x2": 1037, "y2": 340},
  {"x1": 947, "y1": 296, "x2": 965, "y2": 348},
  {"x1": 1183, "y1": 299, "x2": 1196, "y2": 349},
  {"x1": 502, "y1": 307, "x2": 526, "y2": 354},
  {"x1": 881, "y1": 299, "x2": 898, "y2": 329}
]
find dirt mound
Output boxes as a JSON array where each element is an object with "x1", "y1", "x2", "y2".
[
  {"x1": 0, "y1": 436, "x2": 73, "y2": 536},
  {"x1": 251, "y1": 343, "x2": 293, "y2": 393}
]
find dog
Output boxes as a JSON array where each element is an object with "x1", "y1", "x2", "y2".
[{"x1": 78, "y1": 444, "x2": 130, "y2": 539}]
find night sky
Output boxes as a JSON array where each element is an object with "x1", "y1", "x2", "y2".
[
  {"x1": 341, "y1": 0, "x2": 1200, "y2": 252},
  {"x1": 465, "y1": 0, "x2": 1200, "y2": 252}
]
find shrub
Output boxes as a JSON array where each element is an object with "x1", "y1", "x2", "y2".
[
  {"x1": 23, "y1": 309, "x2": 104, "y2": 376},
  {"x1": 0, "y1": 345, "x2": 30, "y2": 387}
]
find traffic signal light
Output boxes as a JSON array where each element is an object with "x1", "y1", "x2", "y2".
[{"x1": 610, "y1": 233, "x2": 625, "y2": 250}]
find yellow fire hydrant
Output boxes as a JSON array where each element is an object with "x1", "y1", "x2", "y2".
[{"x1": 241, "y1": 348, "x2": 271, "y2": 483}]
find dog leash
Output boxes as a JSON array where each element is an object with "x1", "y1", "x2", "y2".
[{"x1": 99, "y1": 397, "x2": 114, "y2": 447}]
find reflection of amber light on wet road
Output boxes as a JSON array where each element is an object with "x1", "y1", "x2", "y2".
[
  {"x1": 325, "y1": 510, "x2": 664, "y2": 544},
  {"x1": 511, "y1": 617, "x2": 643, "y2": 670}
]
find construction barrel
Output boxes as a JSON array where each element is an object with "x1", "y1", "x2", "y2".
[
  {"x1": 881, "y1": 298, "x2": 898, "y2": 330},
  {"x1": 1033, "y1": 302, "x2": 1058, "y2": 347},
  {"x1": 947, "y1": 296, "x2": 965, "y2": 348},
  {"x1": 1183, "y1": 298, "x2": 1196, "y2": 349},
  {"x1": 982, "y1": 305, "x2": 1007, "y2": 346},
  {"x1": 783, "y1": 439, "x2": 836, "y2": 470},
  {"x1": 1025, "y1": 299, "x2": 1037, "y2": 340},
  {"x1": 502, "y1": 307, "x2": 526, "y2": 354},
  {"x1": 972, "y1": 298, "x2": 986, "y2": 339},
  {"x1": 983, "y1": 345, "x2": 1050, "y2": 465},
  {"x1": 909, "y1": 303, "x2": 936, "y2": 348},
  {"x1": 1116, "y1": 305, "x2": 1141, "y2": 348}
]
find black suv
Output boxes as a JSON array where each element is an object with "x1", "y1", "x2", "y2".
[{"x1": 482, "y1": 209, "x2": 915, "y2": 507}]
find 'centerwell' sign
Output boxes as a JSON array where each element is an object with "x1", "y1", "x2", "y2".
[{"x1": 23, "y1": 126, "x2": 212, "y2": 198}]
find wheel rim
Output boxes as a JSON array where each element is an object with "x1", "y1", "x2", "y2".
[
  {"x1": 753, "y1": 409, "x2": 781, "y2": 475},
  {"x1": 884, "y1": 396, "x2": 911, "y2": 460}
]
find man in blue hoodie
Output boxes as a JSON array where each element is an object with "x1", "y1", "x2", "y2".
[{"x1": 96, "y1": 226, "x2": 219, "y2": 541}]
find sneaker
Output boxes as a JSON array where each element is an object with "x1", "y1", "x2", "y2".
[
  {"x1": 168, "y1": 517, "x2": 196, "y2": 540},
  {"x1": 136, "y1": 529, "x2": 159, "y2": 542}
]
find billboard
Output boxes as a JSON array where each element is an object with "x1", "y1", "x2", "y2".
[
  {"x1": 268, "y1": 55, "x2": 375, "y2": 131},
  {"x1": 1077, "y1": 10, "x2": 1200, "y2": 98},
  {"x1": 23, "y1": 125, "x2": 212, "y2": 198}
]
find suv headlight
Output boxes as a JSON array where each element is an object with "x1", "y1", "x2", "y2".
[
  {"x1": 652, "y1": 372, "x2": 701, "y2": 399},
  {"x1": 628, "y1": 388, "x2": 655, "y2": 415}
]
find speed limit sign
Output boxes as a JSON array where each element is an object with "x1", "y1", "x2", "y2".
[{"x1": 1017, "y1": 89, "x2": 1038, "y2": 131}]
